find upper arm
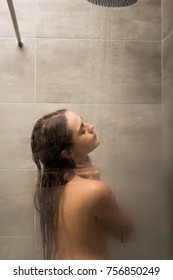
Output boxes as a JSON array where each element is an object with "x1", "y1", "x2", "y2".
[{"x1": 93, "y1": 181, "x2": 133, "y2": 242}]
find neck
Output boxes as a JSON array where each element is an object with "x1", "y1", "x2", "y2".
[{"x1": 76, "y1": 155, "x2": 92, "y2": 168}]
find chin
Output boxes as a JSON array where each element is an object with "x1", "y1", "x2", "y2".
[
  {"x1": 95, "y1": 139, "x2": 100, "y2": 147},
  {"x1": 95, "y1": 135, "x2": 100, "y2": 145},
  {"x1": 92, "y1": 139, "x2": 100, "y2": 151}
]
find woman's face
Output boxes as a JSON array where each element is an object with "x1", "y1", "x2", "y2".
[{"x1": 65, "y1": 111, "x2": 100, "y2": 162}]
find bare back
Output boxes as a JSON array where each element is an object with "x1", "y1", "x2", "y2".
[
  {"x1": 56, "y1": 175, "x2": 108, "y2": 260},
  {"x1": 55, "y1": 174, "x2": 133, "y2": 260}
]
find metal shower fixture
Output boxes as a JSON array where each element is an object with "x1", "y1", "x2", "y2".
[
  {"x1": 7, "y1": 0, "x2": 23, "y2": 47},
  {"x1": 87, "y1": 0, "x2": 138, "y2": 7}
]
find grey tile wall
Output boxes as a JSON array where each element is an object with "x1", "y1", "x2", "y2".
[
  {"x1": 162, "y1": 0, "x2": 173, "y2": 259},
  {"x1": 36, "y1": 39, "x2": 161, "y2": 104},
  {"x1": 0, "y1": 0, "x2": 35, "y2": 38},
  {"x1": 0, "y1": 236, "x2": 34, "y2": 260},
  {"x1": 123, "y1": 0, "x2": 161, "y2": 40},
  {"x1": 162, "y1": 102, "x2": 173, "y2": 168},
  {"x1": 102, "y1": 167, "x2": 168, "y2": 259},
  {"x1": 0, "y1": 170, "x2": 34, "y2": 236},
  {"x1": 0, "y1": 38, "x2": 35, "y2": 103},
  {"x1": 0, "y1": 170, "x2": 35, "y2": 259},
  {"x1": 36, "y1": 0, "x2": 161, "y2": 40},
  {"x1": 163, "y1": 34, "x2": 173, "y2": 103},
  {"x1": 0, "y1": 104, "x2": 35, "y2": 169},
  {"x1": 36, "y1": 39, "x2": 123, "y2": 103},
  {"x1": 0, "y1": 0, "x2": 36, "y2": 259},
  {"x1": 162, "y1": 0, "x2": 173, "y2": 39},
  {"x1": 162, "y1": 0, "x2": 173, "y2": 174},
  {"x1": 121, "y1": 41, "x2": 161, "y2": 104},
  {"x1": 35, "y1": 235, "x2": 43, "y2": 260}
]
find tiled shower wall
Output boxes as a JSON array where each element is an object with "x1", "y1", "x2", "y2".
[
  {"x1": 162, "y1": 0, "x2": 173, "y2": 258},
  {"x1": 0, "y1": 0, "x2": 171, "y2": 259}
]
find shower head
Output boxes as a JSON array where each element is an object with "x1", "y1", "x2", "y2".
[{"x1": 87, "y1": 0, "x2": 138, "y2": 7}]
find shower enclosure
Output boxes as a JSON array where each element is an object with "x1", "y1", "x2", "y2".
[{"x1": 0, "y1": 0, "x2": 172, "y2": 259}]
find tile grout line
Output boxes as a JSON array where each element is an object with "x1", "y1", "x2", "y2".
[
  {"x1": 35, "y1": 37, "x2": 162, "y2": 43},
  {"x1": 162, "y1": 29, "x2": 173, "y2": 42},
  {"x1": 0, "y1": 35, "x2": 161, "y2": 43},
  {"x1": 34, "y1": 0, "x2": 37, "y2": 111},
  {"x1": 34, "y1": 0, "x2": 37, "y2": 260},
  {"x1": 0, "y1": 102, "x2": 162, "y2": 105},
  {"x1": 161, "y1": 0, "x2": 164, "y2": 172},
  {"x1": 161, "y1": 0, "x2": 163, "y2": 105}
]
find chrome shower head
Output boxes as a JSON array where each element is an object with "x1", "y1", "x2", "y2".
[{"x1": 87, "y1": 0, "x2": 138, "y2": 7}]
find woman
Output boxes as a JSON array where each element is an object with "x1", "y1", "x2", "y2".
[{"x1": 31, "y1": 109, "x2": 133, "y2": 260}]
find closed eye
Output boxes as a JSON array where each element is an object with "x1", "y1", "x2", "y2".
[
  {"x1": 80, "y1": 122, "x2": 86, "y2": 134},
  {"x1": 81, "y1": 129, "x2": 86, "y2": 134},
  {"x1": 80, "y1": 123, "x2": 86, "y2": 134},
  {"x1": 78, "y1": 118, "x2": 87, "y2": 135}
]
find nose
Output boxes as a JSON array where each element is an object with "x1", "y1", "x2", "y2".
[{"x1": 85, "y1": 122, "x2": 94, "y2": 133}]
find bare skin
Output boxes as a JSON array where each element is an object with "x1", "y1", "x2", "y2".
[{"x1": 55, "y1": 173, "x2": 133, "y2": 260}]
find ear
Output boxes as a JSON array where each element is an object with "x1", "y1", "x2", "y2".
[{"x1": 61, "y1": 149, "x2": 71, "y2": 160}]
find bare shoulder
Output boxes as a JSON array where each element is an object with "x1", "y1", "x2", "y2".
[
  {"x1": 93, "y1": 180, "x2": 113, "y2": 196},
  {"x1": 75, "y1": 177, "x2": 115, "y2": 208},
  {"x1": 77, "y1": 176, "x2": 110, "y2": 193},
  {"x1": 91, "y1": 180, "x2": 117, "y2": 208}
]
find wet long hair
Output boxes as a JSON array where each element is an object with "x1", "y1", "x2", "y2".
[{"x1": 31, "y1": 109, "x2": 76, "y2": 259}]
